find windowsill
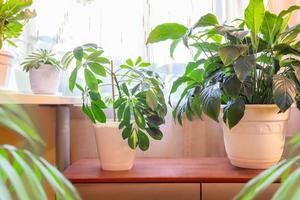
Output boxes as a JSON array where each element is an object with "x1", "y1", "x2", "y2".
[{"x1": 0, "y1": 90, "x2": 82, "y2": 105}]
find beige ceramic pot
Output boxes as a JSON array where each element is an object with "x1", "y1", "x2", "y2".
[
  {"x1": 220, "y1": 105, "x2": 290, "y2": 169},
  {"x1": 94, "y1": 121, "x2": 135, "y2": 171},
  {"x1": 0, "y1": 50, "x2": 13, "y2": 88}
]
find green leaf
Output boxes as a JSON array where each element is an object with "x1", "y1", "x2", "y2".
[
  {"x1": 273, "y1": 75, "x2": 296, "y2": 112},
  {"x1": 193, "y1": 13, "x2": 219, "y2": 28},
  {"x1": 223, "y1": 98, "x2": 245, "y2": 129},
  {"x1": 139, "y1": 62, "x2": 151, "y2": 67},
  {"x1": 87, "y1": 62, "x2": 106, "y2": 76},
  {"x1": 278, "y1": 5, "x2": 300, "y2": 18},
  {"x1": 122, "y1": 125, "x2": 132, "y2": 139},
  {"x1": 187, "y1": 68, "x2": 204, "y2": 83},
  {"x1": 233, "y1": 55, "x2": 255, "y2": 81},
  {"x1": 121, "y1": 83, "x2": 130, "y2": 96},
  {"x1": 145, "y1": 127, "x2": 163, "y2": 140},
  {"x1": 133, "y1": 108, "x2": 145, "y2": 129},
  {"x1": 219, "y1": 45, "x2": 247, "y2": 66},
  {"x1": 0, "y1": 154, "x2": 31, "y2": 200},
  {"x1": 146, "y1": 90, "x2": 158, "y2": 110},
  {"x1": 90, "y1": 57, "x2": 110, "y2": 64},
  {"x1": 223, "y1": 75, "x2": 242, "y2": 98},
  {"x1": 123, "y1": 105, "x2": 131, "y2": 125},
  {"x1": 126, "y1": 58, "x2": 134, "y2": 66},
  {"x1": 120, "y1": 64, "x2": 129, "y2": 69},
  {"x1": 84, "y1": 68, "x2": 99, "y2": 92},
  {"x1": 91, "y1": 102, "x2": 106, "y2": 123},
  {"x1": 135, "y1": 57, "x2": 142, "y2": 65},
  {"x1": 69, "y1": 68, "x2": 78, "y2": 91},
  {"x1": 87, "y1": 51, "x2": 103, "y2": 60},
  {"x1": 137, "y1": 130, "x2": 150, "y2": 151},
  {"x1": 170, "y1": 39, "x2": 181, "y2": 59},
  {"x1": 244, "y1": 0, "x2": 265, "y2": 48},
  {"x1": 261, "y1": 11, "x2": 283, "y2": 45},
  {"x1": 117, "y1": 103, "x2": 126, "y2": 121},
  {"x1": 147, "y1": 23, "x2": 188, "y2": 44},
  {"x1": 273, "y1": 166, "x2": 300, "y2": 200},
  {"x1": 200, "y1": 83, "x2": 221, "y2": 122},
  {"x1": 82, "y1": 104, "x2": 96, "y2": 123},
  {"x1": 235, "y1": 158, "x2": 299, "y2": 200},
  {"x1": 128, "y1": 129, "x2": 138, "y2": 149},
  {"x1": 113, "y1": 98, "x2": 126, "y2": 108},
  {"x1": 73, "y1": 46, "x2": 83, "y2": 61}
]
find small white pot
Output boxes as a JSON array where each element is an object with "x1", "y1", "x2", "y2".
[
  {"x1": 0, "y1": 50, "x2": 13, "y2": 89},
  {"x1": 94, "y1": 122, "x2": 135, "y2": 171},
  {"x1": 29, "y1": 64, "x2": 60, "y2": 94},
  {"x1": 220, "y1": 105, "x2": 290, "y2": 169}
]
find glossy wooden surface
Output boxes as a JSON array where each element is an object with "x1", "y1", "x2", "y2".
[{"x1": 64, "y1": 158, "x2": 267, "y2": 184}]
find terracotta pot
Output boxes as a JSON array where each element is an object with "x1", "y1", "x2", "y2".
[
  {"x1": 0, "y1": 50, "x2": 13, "y2": 88},
  {"x1": 220, "y1": 105, "x2": 290, "y2": 169},
  {"x1": 29, "y1": 64, "x2": 60, "y2": 94},
  {"x1": 94, "y1": 122, "x2": 135, "y2": 171}
]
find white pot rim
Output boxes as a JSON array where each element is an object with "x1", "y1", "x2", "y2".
[{"x1": 94, "y1": 120, "x2": 120, "y2": 128}]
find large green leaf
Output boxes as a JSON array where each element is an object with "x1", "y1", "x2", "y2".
[
  {"x1": 235, "y1": 158, "x2": 299, "y2": 200},
  {"x1": 69, "y1": 68, "x2": 78, "y2": 91},
  {"x1": 223, "y1": 75, "x2": 242, "y2": 98},
  {"x1": 170, "y1": 39, "x2": 181, "y2": 59},
  {"x1": 223, "y1": 98, "x2": 245, "y2": 129},
  {"x1": 91, "y1": 102, "x2": 106, "y2": 123},
  {"x1": 128, "y1": 129, "x2": 138, "y2": 149},
  {"x1": 273, "y1": 75, "x2": 296, "y2": 112},
  {"x1": 147, "y1": 23, "x2": 188, "y2": 44},
  {"x1": 261, "y1": 11, "x2": 283, "y2": 45},
  {"x1": 244, "y1": 0, "x2": 265, "y2": 48},
  {"x1": 87, "y1": 62, "x2": 106, "y2": 77},
  {"x1": 84, "y1": 68, "x2": 99, "y2": 92},
  {"x1": 146, "y1": 90, "x2": 158, "y2": 110},
  {"x1": 137, "y1": 130, "x2": 150, "y2": 151},
  {"x1": 200, "y1": 83, "x2": 221, "y2": 122},
  {"x1": 233, "y1": 55, "x2": 255, "y2": 81},
  {"x1": 278, "y1": 5, "x2": 300, "y2": 18},
  {"x1": 73, "y1": 46, "x2": 83, "y2": 61},
  {"x1": 193, "y1": 13, "x2": 219, "y2": 28},
  {"x1": 219, "y1": 45, "x2": 247, "y2": 66},
  {"x1": 145, "y1": 127, "x2": 163, "y2": 140}
]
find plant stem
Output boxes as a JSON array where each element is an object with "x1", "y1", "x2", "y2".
[{"x1": 110, "y1": 60, "x2": 116, "y2": 122}]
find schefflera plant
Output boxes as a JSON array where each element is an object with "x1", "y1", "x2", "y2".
[
  {"x1": 147, "y1": 0, "x2": 300, "y2": 128},
  {"x1": 62, "y1": 44, "x2": 167, "y2": 150}
]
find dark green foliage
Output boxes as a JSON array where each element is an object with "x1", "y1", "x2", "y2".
[
  {"x1": 65, "y1": 48, "x2": 167, "y2": 151},
  {"x1": 147, "y1": 0, "x2": 300, "y2": 129}
]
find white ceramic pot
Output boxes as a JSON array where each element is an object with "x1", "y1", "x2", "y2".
[
  {"x1": 29, "y1": 64, "x2": 60, "y2": 94},
  {"x1": 94, "y1": 122, "x2": 135, "y2": 171},
  {"x1": 220, "y1": 105, "x2": 290, "y2": 169},
  {"x1": 0, "y1": 50, "x2": 13, "y2": 88}
]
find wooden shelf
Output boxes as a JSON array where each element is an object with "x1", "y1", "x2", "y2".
[
  {"x1": 64, "y1": 158, "x2": 267, "y2": 184},
  {"x1": 0, "y1": 91, "x2": 81, "y2": 105}
]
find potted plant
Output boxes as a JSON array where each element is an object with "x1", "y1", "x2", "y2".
[
  {"x1": 0, "y1": 0, "x2": 35, "y2": 88},
  {"x1": 63, "y1": 44, "x2": 167, "y2": 171},
  {"x1": 147, "y1": 0, "x2": 300, "y2": 169},
  {"x1": 21, "y1": 49, "x2": 63, "y2": 94}
]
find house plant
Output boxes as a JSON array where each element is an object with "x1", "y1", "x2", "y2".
[
  {"x1": 0, "y1": 102, "x2": 81, "y2": 200},
  {"x1": 21, "y1": 49, "x2": 63, "y2": 94},
  {"x1": 147, "y1": 0, "x2": 300, "y2": 168},
  {"x1": 63, "y1": 44, "x2": 167, "y2": 171},
  {"x1": 0, "y1": 0, "x2": 36, "y2": 88}
]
